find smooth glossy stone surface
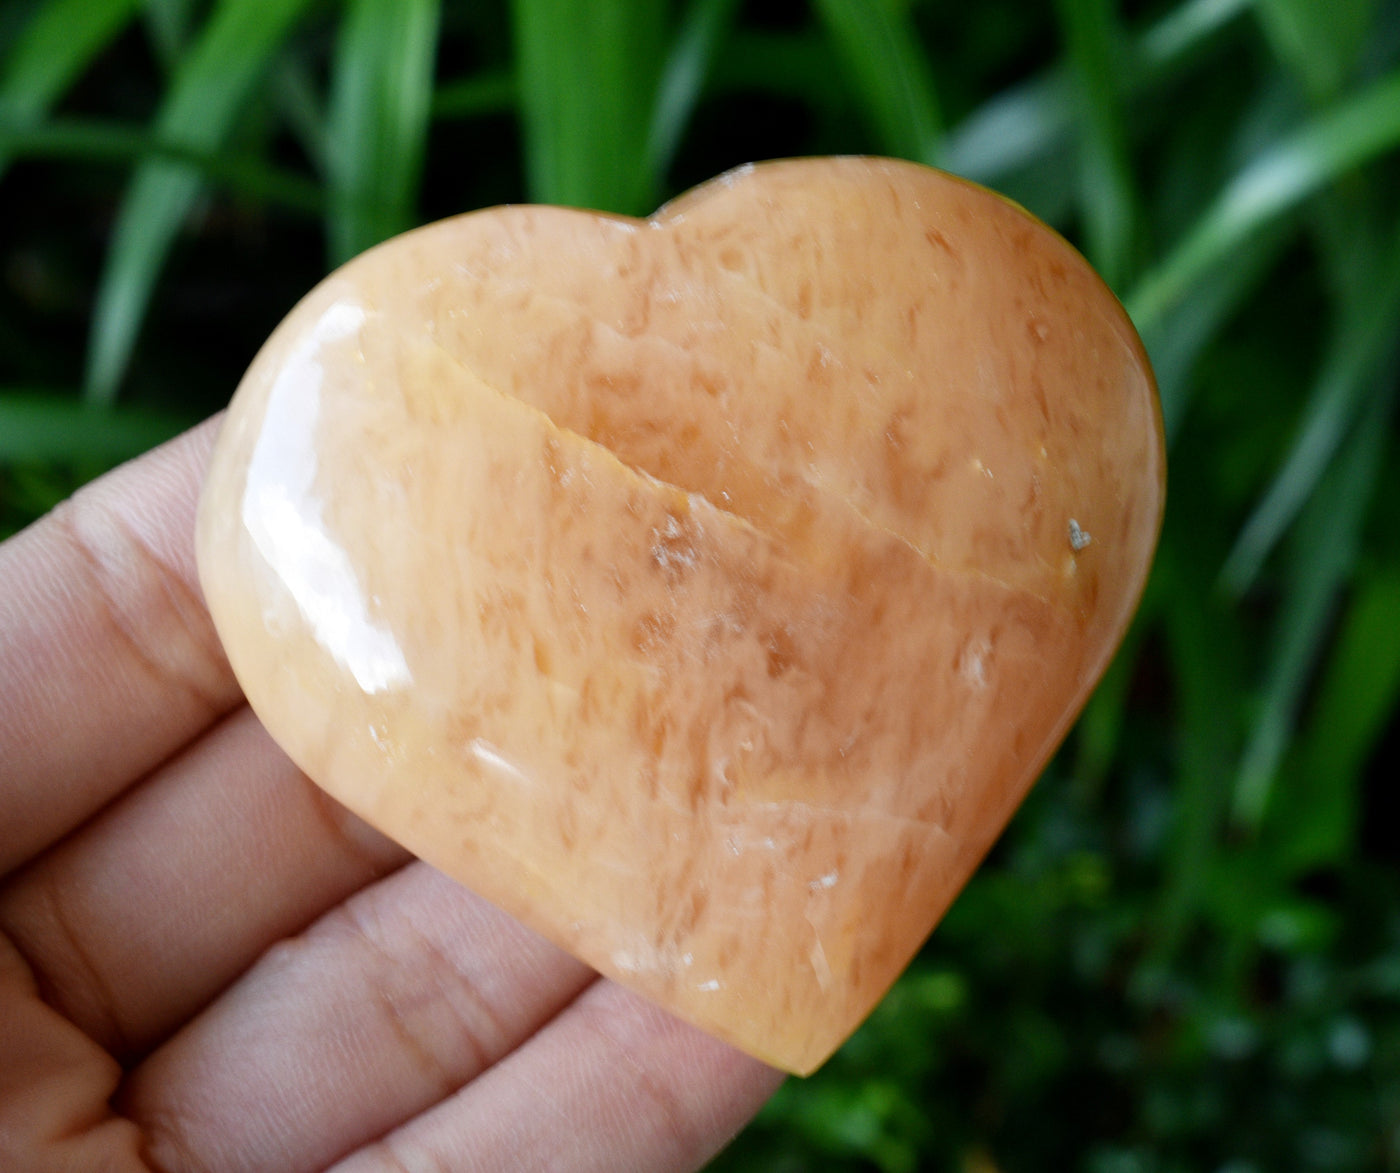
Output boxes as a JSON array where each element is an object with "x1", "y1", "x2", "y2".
[{"x1": 197, "y1": 157, "x2": 1165, "y2": 1074}]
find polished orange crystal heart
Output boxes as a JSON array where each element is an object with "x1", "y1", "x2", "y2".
[{"x1": 197, "y1": 157, "x2": 1164, "y2": 1074}]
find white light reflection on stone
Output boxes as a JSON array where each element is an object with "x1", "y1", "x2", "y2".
[
  {"x1": 242, "y1": 300, "x2": 412, "y2": 695},
  {"x1": 467, "y1": 737, "x2": 531, "y2": 786}
]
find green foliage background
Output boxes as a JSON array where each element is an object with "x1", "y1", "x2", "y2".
[{"x1": 3, "y1": 0, "x2": 1399, "y2": 1168}]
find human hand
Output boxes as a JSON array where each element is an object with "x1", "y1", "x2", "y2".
[{"x1": 0, "y1": 418, "x2": 783, "y2": 1172}]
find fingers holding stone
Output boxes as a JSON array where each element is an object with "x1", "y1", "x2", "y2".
[
  {"x1": 0, "y1": 417, "x2": 242, "y2": 878},
  {"x1": 0, "y1": 933, "x2": 148, "y2": 1172},
  {"x1": 331, "y1": 979, "x2": 786, "y2": 1173},
  {"x1": 119, "y1": 863, "x2": 595, "y2": 1173},
  {"x1": 0, "y1": 706, "x2": 408, "y2": 1061}
]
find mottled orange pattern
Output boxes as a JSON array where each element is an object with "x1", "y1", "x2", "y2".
[{"x1": 197, "y1": 158, "x2": 1164, "y2": 1074}]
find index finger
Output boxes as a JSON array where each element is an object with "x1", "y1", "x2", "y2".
[{"x1": 0, "y1": 417, "x2": 242, "y2": 876}]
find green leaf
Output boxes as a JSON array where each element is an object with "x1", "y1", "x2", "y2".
[
  {"x1": 943, "y1": 72, "x2": 1069, "y2": 187},
  {"x1": 810, "y1": 0, "x2": 941, "y2": 164},
  {"x1": 1231, "y1": 375, "x2": 1396, "y2": 831},
  {"x1": 1221, "y1": 219, "x2": 1400, "y2": 592},
  {"x1": 82, "y1": 0, "x2": 318, "y2": 406},
  {"x1": 510, "y1": 0, "x2": 665, "y2": 214},
  {"x1": 943, "y1": 0, "x2": 1249, "y2": 188},
  {"x1": 707, "y1": 28, "x2": 841, "y2": 113},
  {"x1": 1072, "y1": 598, "x2": 1153, "y2": 793},
  {"x1": 433, "y1": 68, "x2": 516, "y2": 121},
  {"x1": 1254, "y1": 0, "x2": 1377, "y2": 100},
  {"x1": 0, "y1": 391, "x2": 191, "y2": 463},
  {"x1": 1141, "y1": 223, "x2": 1289, "y2": 441},
  {"x1": 1312, "y1": 566, "x2": 1400, "y2": 785},
  {"x1": 1127, "y1": 68, "x2": 1400, "y2": 333},
  {"x1": 1135, "y1": 0, "x2": 1251, "y2": 70},
  {"x1": 0, "y1": 0, "x2": 141, "y2": 177},
  {"x1": 0, "y1": 117, "x2": 324, "y2": 213},
  {"x1": 645, "y1": 0, "x2": 742, "y2": 188},
  {"x1": 1283, "y1": 564, "x2": 1400, "y2": 867},
  {"x1": 142, "y1": 0, "x2": 199, "y2": 67},
  {"x1": 1143, "y1": 519, "x2": 1247, "y2": 971},
  {"x1": 272, "y1": 51, "x2": 330, "y2": 175},
  {"x1": 326, "y1": 0, "x2": 441, "y2": 265},
  {"x1": 1054, "y1": 0, "x2": 1137, "y2": 289}
]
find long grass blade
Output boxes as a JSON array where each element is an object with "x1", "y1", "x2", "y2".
[
  {"x1": 1144, "y1": 533, "x2": 1246, "y2": 974},
  {"x1": 1221, "y1": 222, "x2": 1400, "y2": 592},
  {"x1": 273, "y1": 52, "x2": 330, "y2": 175},
  {"x1": 142, "y1": 0, "x2": 199, "y2": 67},
  {"x1": 705, "y1": 28, "x2": 845, "y2": 133},
  {"x1": 942, "y1": 74, "x2": 1071, "y2": 189},
  {"x1": 1288, "y1": 565, "x2": 1400, "y2": 867},
  {"x1": 1142, "y1": 224, "x2": 1289, "y2": 440},
  {"x1": 1231, "y1": 373, "x2": 1396, "y2": 831},
  {"x1": 511, "y1": 0, "x2": 665, "y2": 214},
  {"x1": 645, "y1": 0, "x2": 742, "y2": 189},
  {"x1": 1136, "y1": 0, "x2": 1251, "y2": 70},
  {"x1": 0, "y1": 118, "x2": 324, "y2": 213},
  {"x1": 1055, "y1": 0, "x2": 1137, "y2": 289},
  {"x1": 810, "y1": 0, "x2": 941, "y2": 164},
  {"x1": 433, "y1": 68, "x2": 516, "y2": 121},
  {"x1": 1276, "y1": 564, "x2": 1400, "y2": 869},
  {"x1": 1072, "y1": 596, "x2": 1154, "y2": 793},
  {"x1": 0, "y1": 391, "x2": 190, "y2": 463},
  {"x1": 326, "y1": 0, "x2": 441, "y2": 266},
  {"x1": 1253, "y1": 0, "x2": 1377, "y2": 99},
  {"x1": 0, "y1": 0, "x2": 141, "y2": 177},
  {"x1": 83, "y1": 0, "x2": 318, "y2": 406},
  {"x1": 1312, "y1": 573, "x2": 1400, "y2": 786},
  {"x1": 944, "y1": 0, "x2": 1248, "y2": 187},
  {"x1": 1127, "y1": 68, "x2": 1400, "y2": 332}
]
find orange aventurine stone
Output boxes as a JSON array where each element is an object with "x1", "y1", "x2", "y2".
[{"x1": 196, "y1": 157, "x2": 1165, "y2": 1074}]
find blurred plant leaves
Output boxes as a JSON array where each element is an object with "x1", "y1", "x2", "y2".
[
  {"x1": 646, "y1": 0, "x2": 742, "y2": 186},
  {"x1": 1221, "y1": 219, "x2": 1400, "y2": 592},
  {"x1": 1140, "y1": 224, "x2": 1289, "y2": 439},
  {"x1": 1231, "y1": 374, "x2": 1395, "y2": 831},
  {"x1": 944, "y1": 0, "x2": 1249, "y2": 197},
  {"x1": 1273, "y1": 565, "x2": 1400, "y2": 870},
  {"x1": 433, "y1": 68, "x2": 515, "y2": 120},
  {"x1": 0, "y1": 117, "x2": 324, "y2": 212},
  {"x1": 1136, "y1": 0, "x2": 1250, "y2": 67},
  {"x1": 1146, "y1": 522, "x2": 1247, "y2": 972},
  {"x1": 326, "y1": 0, "x2": 441, "y2": 265},
  {"x1": 510, "y1": 0, "x2": 664, "y2": 214},
  {"x1": 0, "y1": 0, "x2": 141, "y2": 178},
  {"x1": 1055, "y1": 0, "x2": 1137, "y2": 288},
  {"x1": 82, "y1": 0, "x2": 318, "y2": 406},
  {"x1": 1128, "y1": 67, "x2": 1400, "y2": 333},
  {"x1": 0, "y1": 391, "x2": 189, "y2": 462},
  {"x1": 707, "y1": 26, "x2": 843, "y2": 117},
  {"x1": 1253, "y1": 0, "x2": 1378, "y2": 100},
  {"x1": 142, "y1": 0, "x2": 199, "y2": 66},
  {"x1": 811, "y1": 0, "x2": 942, "y2": 164},
  {"x1": 273, "y1": 52, "x2": 330, "y2": 176}
]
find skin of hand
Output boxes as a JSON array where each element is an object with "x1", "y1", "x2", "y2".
[{"x1": 0, "y1": 417, "x2": 784, "y2": 1172}]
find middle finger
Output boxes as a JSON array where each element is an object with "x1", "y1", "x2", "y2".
[
  {"x1": 0, "y1": 705, "x2": 408, "y2": 1059},
  {"x1": 120, "y1": 861, "x2": 596, "y2": 1173}
]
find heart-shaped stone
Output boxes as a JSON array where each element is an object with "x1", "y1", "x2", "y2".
[{"x1": 197, "y1": 157, "x2": 1164, "y2": 1074}]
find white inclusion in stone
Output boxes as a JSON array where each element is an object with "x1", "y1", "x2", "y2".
[
  {"x1": 809, "y1": 870, "x2": 839, "y2": 891},
  {"x1": 242, "y1": 299, "x2": 412, "y2": 695},
  {"x1": 809, "y1": 938, "x2": 833, "y2": 991},
  {"x1": 958, "y1": 636, "x2": 990, "y2": 689}
]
